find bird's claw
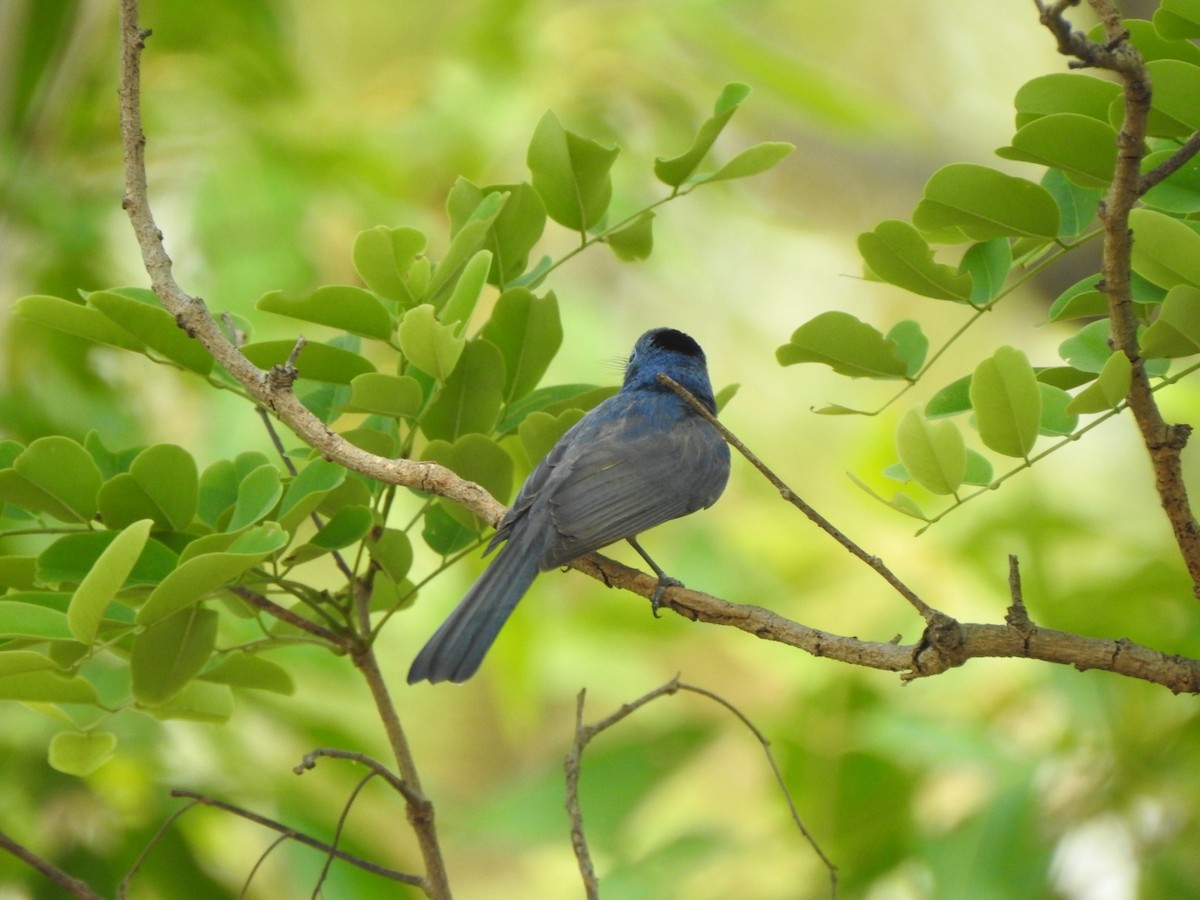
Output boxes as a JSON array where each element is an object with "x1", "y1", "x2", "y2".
[{"x1": 649, "y1": 576, "x2": 683, "y2": 617}]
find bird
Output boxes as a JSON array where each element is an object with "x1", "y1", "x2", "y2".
[{"x1": 407, "y1": 327, "x2": 731, "y2": 684}]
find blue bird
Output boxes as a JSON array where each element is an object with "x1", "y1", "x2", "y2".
[{"x1": 407, "y1": 327, "x2": 731, "y2": 684}]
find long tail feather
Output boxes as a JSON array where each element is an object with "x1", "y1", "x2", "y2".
[{"x1": 407, "y1": 535, "x2": 542, "y2": 684}]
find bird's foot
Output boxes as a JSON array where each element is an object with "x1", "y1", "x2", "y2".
[{"x1": 650, "y1": 576, "x2": 683, "y2": 617}]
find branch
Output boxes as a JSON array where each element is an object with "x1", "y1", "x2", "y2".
[
  {"x1": 0, "y1": 830, "x2": 103, "y2": 900},
  {"x1": 1139, "y1": 130, "x2": 1200, "y2": 195},
  {"x1": 1035, "y1": 0, "x2": 1200, "y2": 595},
  {"x1": 565, "y1": 680, "x2": 838, "y2": 899}
]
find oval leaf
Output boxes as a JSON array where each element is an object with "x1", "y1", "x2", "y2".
[
  {"x1": 68, "y1": 519, "x2": 154, "y2": 645},
  {"x1": 777, "y1": 312, "x2": 909, "y2": 379},
  {"x1": 970, "y1": 346, "x2": 1042, "y2": 457},
  {"x1": 895, "y1": 408, "x2": 967, "y2": 495}
]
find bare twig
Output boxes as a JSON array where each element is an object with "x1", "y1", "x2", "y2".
[
  {"x1": 0, "y1": 830, "x2": 103, "y2": 900},
  {"x1": 295, "y1": 747, "x2": 421, "y2": 806},
  {"x1": 168, "y1": 790, "x2": 423, "y2": 885},
  {"x1": 1139, "y1": 130, "x2": 1200, "y2": 195},
  {"x1": 229, "y1": 584, "x2": 351, "y2": 647},
  {"x1": 565, "y1": 679, "x2": 838, "y2": 899},
  {"x1": 658, "y1": 372, "x2": 936, "y2": 621}
]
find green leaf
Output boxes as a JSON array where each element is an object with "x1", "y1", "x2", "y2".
[
  {"x1": 1144, "y1": 59, "x2": 1200, "y2": 137},
  {"x1": 344, "y1": 373, "x2": 424, "y2": 418},
  {"x1": 1129, "y1": 208, "x2": 1200, "y2": 288},
  {"x1": 38, "y1": 532, "x2": 176, "y2": 587},
  {"x1": 143, "y1": 681, "x2": 233, "y2": 723},
  {"x1": 131, "y1": 444, "x2": 198, "y2": 531},
  {"x1": 925, "y1": 375, "x2": 973, "y2": 418},
  {"x1": 0, "y1": 597, "x2": 73, "y2": 639},
  {"x1": 480, "y1": 289, "x2": 563, "y2": 403},
  {"x1": 276, "y1": 458, "x2": 347, "y2": 533},
  {"x1": 0, "y1": 651, "x2": 58, "y2": 677},
  {"x1": 1042, "y1": 168, "x2": 1104, "y2": 239},
  {"x1": 858, "y1": 220, "x2": 974, "y2": 302},
  {"x1": 422, "y1": 502, "x2": 479, "y2": 555},
  {"x1": 963, "y1": 449, "x2": 994, "y2": 486},
  {"x1": 1047, "y1": 274, "x2": 1107, "y2": 322},
  {"x1": 422, "y1": 434, "x2": 514, "y2": 516},
  {"x1": 605, "y1": 211, "x2": 655, "y2": 261},
  {"x1": 68, "y1": 519, "x2": 153, "y2": 645},
  {"x1": 283, "y1": 505, "x2": 374, "y2": 565},
  {"x1": 440, "y1": 249, "x2": 492, "y2": 333},
  {"x1": 695, "y1": 141, "x2": 794, "y2": 184},
  {"x1": 996, "y1": 114, "x2": 1118, "y2": 188},
  {"x1": 1065, "y1": 351, "x2": 1131, "y2": 414},
  {"x1": 654, "y1": 82, "x2": 751, "y2": 186},
  {"x1": 352, "y1": 225, "x2": 426, "y2": 306},
  {"x1": 913, "y1": 164, "x2": 1061, "y2": 240},
  {"x1": 447, "y1": 180, "x2": 547, "y2": 287},
  {"x1": 496, "y1": 383, "x2": 611, "y2": 434},
  {"x1": 1038, "y1": 383, "x2": 1079, "y2": 435},
  {"x1": 1141, "y1": 148, "x2": 1200, "y2": 213},
  {"x1": 420, "y1": 339, "x2": 506, "y2": 441},
  {"x1": 776, "y1": 312, "x2": 909, "y2": 379},
  {"x1": 131, "y1": 607, "x2": 219, "y2": 705},
  {"x1": 1155, "y1": 1, "x2": 1200, "y2": 39},
  {"x1": 398, "y1": 304, "x2": 466, "y2": 381},
  {"x1": 0, "y1": 556, "x2": 37, "y2": 590},
  {"x1": 1140, "y1": 284, "x2": 1200, "y2": 358},
  {"x1": 88, "y1": 289, "x2": 214, "y2": 375},
  {"x1": 895, "y1": 408, "x2": 967, "y2": 495},
  {"x1": 48, "y1": 731, "x2": 118, "y2": 776},
  {"x1": 256, "y1": 286, "x2": 393, "y2": 340},
  {"x1": 970, "y1": 346, "x2": 1042, "y2": 457},
  {"x1": 428, "y1": 192, "x2": 505, "y2": 307},
  {"x1": 1013, "y1": 73, "x2": 1121, "y2": 127},
  {"x1": 527, "y1": 109, "x2": 619, "y2": 231},
  {"x1": 886, "y1": 320, "x2": 928, "y2": 378},
  {"x1": 240, "y1": 340, "x2": 376, "y2": 383},
  {"x1": 197, "y1": 459, "x2": 239, "y2": 529},
  {"x1": 959, "y1": 239, "x2": 1013, "y2": 304},
  {"x1": 199, "y1": 652, "x2": 294, "y2": 694},
  {"x1": 3, "y1": 436, "x2": 102, "y2": 522},
  {"x1": 368, "y1": 528, "x2": 414, "y2": 583},
  {"x1": 519, "y1": 410, "x2": 585, "y2": 470},
  {"x1": 137, "y1": 523, "x2": 289, "y2": 625},
  {"x1": 227, "y1": 465, "x2": 283, "y2": 532},
  {"x1": 0, "y1": 670, "x2": 99, "y2": 704},
  {"x1": 1058, "y1": 320, "x2": 1113, "y2": 373},
  {"x1": 847, "y1": 473, "x2": 929, "y2": 522},
  {"x1": 15, "y1": 294, "x2": 145, "y2": 351}
]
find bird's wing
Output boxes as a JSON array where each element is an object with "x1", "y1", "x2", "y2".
[{"x1": 540, "y1": 410, "x2": 727, "y2": 568}]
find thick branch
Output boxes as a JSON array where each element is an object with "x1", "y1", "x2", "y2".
[{"x1": 1036, "y1": 0, "x2": 1200, "y2": 594}]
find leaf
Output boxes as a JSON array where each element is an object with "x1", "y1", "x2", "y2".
[
  {"x1": 398, "y1": 304, "x2": 466, "y2": 381},
  {"x1": 480, "y1": 289, "x2": 563, "y2": 402},
  {"x1": 420, "y1": 339, "x2": 506, "y2": 441},
  {"x1": 427, "y1": 192, "x2": 505, "y2": 306},
  {"x1": 197, "y1": 459, "x2": 240, "y2": 529},
  {"x1": 88, "y1": 289, "x2": 214, "y2": 375},
  {"x1": 912, "y1": 164, "x2": 1061, "y2": 240},
  {"x1": 1155, "y1": 0, "x2": 1200, "y2": 40},
  {"x1": 886, "y1": 320, "x2": 928, "y2": 378},
  {"x1": 446, "y1": 180, "x2": 547, "y2": 287},
  {"x1": 130, "y1": 444, "x2": 198, "y2": 531},
  {"x1": 226, "y1": 465, "x2": 283, "y2": 532},
  {"x1": 282, "y1": 505, "x2": 374, "y2": 565},
  {"x1": 1058, "y1": 320, "x2": 1114, "y2": 373},
  {"x1": 68, "y1": 519, "x2": 153, "y2": 645},
  {"x1": 439, "y1": 249, "x2": 492, "y2": 333},
  {"x1": 963, "y1": 449, "x2": 994, "y2": 486},
  {"x1": 1065, "y1": 351, "x2": 1131, "y2": 414},
  {"x1": 276, "y1": 458, "x2": 347, "y2": 533},
  {"x1": 960, "y1": 239, "x2": 1013, "y2": 304},
  {"x1": 0, "y1": 670, "x2": 99, "y2": 704},
  {"x1": 527, "y1": 110, "x2": 619, "y2": 231},
  {"x1": 422, "y1": 434, "x2": 514, "y2": 517},
  {"x1": 1141, "y1": 148, "x2": 1200, "y2": 214},
  {"x1": 48, "y1": 731, "x2": 118, "y2": 776},
  {"x1": 1042, "y1": 168, "x2": 1104, "y2": 239},
  {"x1": 605, "y1": 211, "x2": 655, "y2": 261},
  {"x1": 895, "y1": 408, "x2": 967, "y2": 495},
  {"x1": 1129, "y1": 208, "x2": 1200, "y2": 289},
  {"x1": 996, "y1": 114, "x2": 1118, "y2": 188},
  {"x1": 776, "y1": 312, "x2": 909, "y2": 379},
  {"x1": 858, "y1": 220, "x2": 974, "y2": 302},
  {"x1": 4, "y1": 436, "x2": 102, "y2": 522},
  {"x1": 847, "y1": 473, "x2": 929, "y2": 521},
  {"x1": 344, "y1": 373, "x2": 424, "y2": 418},
  {"x1": 137, "y1": 523, "x2": 289, "y2": 625},
  {"x1": 970, "y1": 346, "x2": 1042, "y2": 458},
  {"x1": 654, "y1": 82, "x2": 751, "y2": 186},
  {"x1": 422, "y1": 501, "x2": 480, "y2": 555},
  {"x1": 1013, "y1": 73, "x2": 1121, "y2": 127},
  {"x1": 131, "y1": 607, "x2": 219, "y2": 705},
  {"x1": 368, "y1": 528, "x2": 414, "y2": 583},
  {"x1": 1038, "y1": 383, "x2": 1079, "y2": 435},
  {"x1": 15, "y1": 294, "x2": 145, "y2": 351},
  {"x1": 1144, "y1": 59, "x2": 1200, "y2": 137},
  {"x1": 199, "y1": 651, "x2": 294, "y2": 694},
  {"x1": 256, "y1": 285, "x2": 393, "y2": 340},
  {"x1": 1139, "y1": 284, "x2": 1200, "y2": 358},
  {"x1": 352, "y1": 225, "x2": 427, "y2": 306},
  {"x1": 1047, "y1": 274, "x2": 1106, "y2": 322},
  {"x1": 518, "y1": 410, "x2": 585, "y2": 469},
  {"x1": 38, "y1": 531, "x2": 176, "y2": 587},
  {"x1": 925, "y1": 375, "x2": 973, "y2": 418},
  {"x1": 695, "y1": 142, "x2": 795, "y2": 184},
  {"x1": 0, "y1": 597, "x2": 73, "y2": 639},
  {"x1": 240, "y1": 340, "x2": 376, "y2": 383}
]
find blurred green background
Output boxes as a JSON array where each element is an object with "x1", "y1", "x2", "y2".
[{"x1": 2, "y1": 0, "x2": 1199, "y2": 897}]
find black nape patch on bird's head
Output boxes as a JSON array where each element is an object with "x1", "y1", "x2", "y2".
[{"x1": 648, "y1": 328, "x2": 703, "y2": 358}]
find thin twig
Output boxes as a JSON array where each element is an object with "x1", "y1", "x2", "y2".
[
  {"x1": 658, "y1": 372, "x2": 936, "y2": 621},
  {"x1": 168, "y1": 790, "x2": 423, "y2": 885},
  {"x1": 295, "y1": 747, "x2": 421, "y2": 805},
  {"x1": 0, "y1": 830, "x2": 103, "y2": 900},
  {"x1": 565, "y1": 679, "x2": 838, "y2": 898},
  {"x1": 229, "y1": 584, "x2": 351, "y2": 648},
  {"x1": 1139, "y1": 130, "x2": 1200, "y2": 195}
]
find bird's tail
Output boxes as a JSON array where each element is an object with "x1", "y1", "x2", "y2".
[{"x1": 407, "y1": 534, "x2": 542, "y2": 684}]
